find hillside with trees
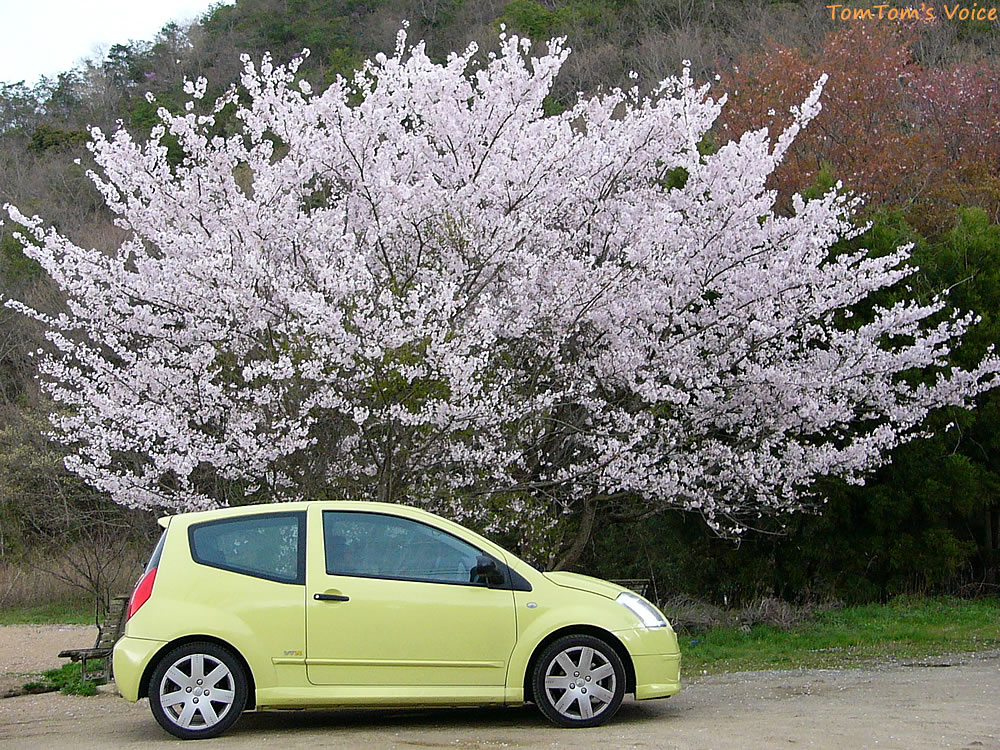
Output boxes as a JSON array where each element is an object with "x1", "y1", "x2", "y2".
[{"x1": 2, "y1": 0, "x2": 1000, "y2": 611}]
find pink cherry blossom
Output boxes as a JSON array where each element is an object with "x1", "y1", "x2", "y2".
[{"x1": 4, "y1": 30, "x2": 998, "y2": 550}]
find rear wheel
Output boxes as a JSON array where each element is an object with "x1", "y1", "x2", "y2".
[
  {"x1": 532, "y1": 634, "x2": 626, "y2": 728},
  {"x1": 148, "y1": 642, "x2": 247, "y2": 739}
]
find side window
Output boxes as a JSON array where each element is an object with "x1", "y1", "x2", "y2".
[
  {"x1": 189, "y1": 512, "x2": 306, "y2": 585},
  {"x1": 323, "y1": 511, "x2": 493, "y2": 586},
  {"x1": 144, "y1": 529, "x2": 167, "y2": 574}
]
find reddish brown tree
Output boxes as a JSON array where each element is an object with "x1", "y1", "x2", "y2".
[{"x1": 718, "y1": 22, "x2": 1000, "y2": 230}]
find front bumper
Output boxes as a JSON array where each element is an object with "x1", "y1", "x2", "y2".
[
  {"x1": 113, "y1": 635, "x2": 166, "y2": 702},
  {"x1": 614, "y1": 625, "x2": 682, "y2": 700}
]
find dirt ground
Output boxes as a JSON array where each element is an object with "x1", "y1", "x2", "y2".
[
  {"x1": 1, "y1": 625, "x2": 998, "y2": 749},
  {"x1": 0, "y1": 623, "x2": 94, "y2": 696}
]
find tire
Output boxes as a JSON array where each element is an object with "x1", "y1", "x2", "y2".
[
  {"x1": 531, "y1": 634, "x2": 626, "y2": 728},
  {"x1": 148, "y1": 642, "x2": 248, "y2": 740}
]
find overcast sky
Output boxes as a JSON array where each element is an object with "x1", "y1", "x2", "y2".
[{"x1": 0, "y1": 0, "x2": 233, "y2": 85}]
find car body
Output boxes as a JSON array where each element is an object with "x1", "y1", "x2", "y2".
[{"x1": 113, "y1": 501, "x2": 681, "y2": 738}]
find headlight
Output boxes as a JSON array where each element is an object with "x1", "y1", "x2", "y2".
[{"x1": 616, "y1": 591, "x2": 668, "y2": 629}]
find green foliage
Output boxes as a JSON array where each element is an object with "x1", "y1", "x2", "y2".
[
  {"x1": 127, "y1": 98, "x2": 160, "y2": 131},
  {"x1": 920, "y1": 208, "x2": 1000, "y2": 363},
  {"x1": 417, "y1": 0, "x2": 466, "y2": 28},
  {"x1": 27, "y1": 123, "x2": 87, "y2": 153},
  {"x1": 20, "y1": 662, "x2": 101, "y2": 696},
  {"x1": 501, "y1": 0, "x2": 559, "y2": 37},
  {"x1": 30, "y1": 662, "x2": 100, "y2": 695},
  {"x1": 1, "y1": 229, "x2": 42, "y2": 285},
  {"x1": 799, "y1": 162, "x2": 839, "y2": 203},
  {"x1": 203, "y1": 0, "x2": 369, "y2": 70},
  {"x1": 660, "y1": 166, "x2": 689, "y2": 190},
  {"x1": 325, "y1": 47, "x2": 366, "y2": 82},
  {"x1": 500, "y1": 0, "x2": 616, "y2": 38},
  {"x1": 104, "y1": 43, "x2": 149, "y2": 86},
  {"x1": 587, "y1": 436, "x2": 993, "y2": 604},
  {"x1": 126, "y1": 93, "x2": 187, "y2": 166},
  {"x1": 32, "y1": 71, "x2": 84, "y2": 122},
  {"x1": 541, "y1": 95, "x2": 565, "y2": 116},
  {"x1": 950, "y1": 14, "x2": 996, "y2": 43},
  {"x1": 0, "y1": 81, "x2": 43, "y2": 133}
]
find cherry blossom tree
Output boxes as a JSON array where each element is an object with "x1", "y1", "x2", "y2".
[{"x1": 5, "y1": 29, "x2": 999, "y2": 567}]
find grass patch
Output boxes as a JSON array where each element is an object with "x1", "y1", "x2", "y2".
[
  {"x1": 0, "y1": 599, "x2": 93, "y2": 625},
  {"x1": 23, "y1": 662, "x2": 99, "y2": 696},
  {"x1": 681, "y1": 595, "x2": 1000, "y2": 675}
]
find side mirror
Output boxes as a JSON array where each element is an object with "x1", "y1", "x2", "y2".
[
  {"x1": 474, "y1": 555, "x2": 497, "y2": 574},
  {"x1": 471, "y1": 555, "x2": 504, "y2": 587}
]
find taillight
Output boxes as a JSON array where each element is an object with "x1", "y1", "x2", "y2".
[{"x1": 127, "y1": 566, "x2": 157, "y2": 620}]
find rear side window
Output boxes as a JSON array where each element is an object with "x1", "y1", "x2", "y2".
[
  {"x1": 145, "y1": 529, "x2": 167, "y2": 574},
  {"x1": 189, "y1": 512, "x2": 306, "y2": 585}
]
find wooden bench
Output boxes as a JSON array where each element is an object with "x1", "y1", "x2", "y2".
[
  {"x1": 58, "y1": 595, "x2": 129, "y2": 683},
  {"x1": 610, "y1": 578, "x2": 654, "y2": 599}
]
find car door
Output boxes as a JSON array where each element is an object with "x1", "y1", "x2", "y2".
[
  {"x1": 183, "y1": 510, "x2": 308, "y2": 680},
  {"x1": 305, "y1": 508, "x2": 517, "y2": 687}
]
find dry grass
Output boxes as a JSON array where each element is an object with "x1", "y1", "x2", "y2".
[
  {"x1": 0, "y1": 544, "x2": 146, "y2": 614},
  {"x1": 738, "y1": 597, "x2": 819, "y2": 631},
  {"x1": 660, "y1": 594, "x2": 736, "y2": 632},
  {"x1": 660, "y1": 594, "x2": 844, "y2": 634},
  {"x1": 0, "y1": 559, "x2": 77, "y2": 609}
]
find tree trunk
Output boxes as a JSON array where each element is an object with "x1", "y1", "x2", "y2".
[
  {"x1": 551, "y1": 497, "x2": 597, "y2": 571},
  {"x1": 986, "y1": 502, "x2": 999, "y2": 586}
]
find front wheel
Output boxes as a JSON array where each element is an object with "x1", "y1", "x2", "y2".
[
  {"x1": 532, "y1": 634, "x2": 626, "y2": 728},
  {"x1": 148, "y1": 642, "x2": 247, "y2": 739}
]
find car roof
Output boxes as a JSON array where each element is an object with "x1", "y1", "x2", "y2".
[
  {"x1": 157, "y1": 500, "x2": 448, "y2": 529},
  {"x1": 155, "y1": 499, "x2": 521, "y2": 570}
]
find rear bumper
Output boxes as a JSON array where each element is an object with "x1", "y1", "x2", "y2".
[{"x1": 112, "y1": 635, "x2": 166, "y2": 702}]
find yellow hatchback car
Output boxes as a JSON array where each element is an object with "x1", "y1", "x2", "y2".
[{"x1": 113, "y1": 501, "x2": 681, "y2": 739}]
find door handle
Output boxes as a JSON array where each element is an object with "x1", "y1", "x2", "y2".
[{"x1": 314, "y1": 593, "x2": 350, "y2": 602}]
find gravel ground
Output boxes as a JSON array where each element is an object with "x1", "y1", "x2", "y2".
[
  {"x1": 0, "y1": 624, "x2": 94, "y2": 695},
  {"x1": 1, "y1": 625, "x2": 998, "y2": 749}
]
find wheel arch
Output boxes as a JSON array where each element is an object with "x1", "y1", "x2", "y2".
[
  {"x1": 521, "y1": 625, "x2": 636, "y2": 704},
  {"x1": 138, "y1": 635, "x2": 257, "y2": 709}
]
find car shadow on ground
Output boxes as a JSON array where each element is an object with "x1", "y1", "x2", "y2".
[{"x1": 223, "y1": 699, "x2": 666, "y2": 737}]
